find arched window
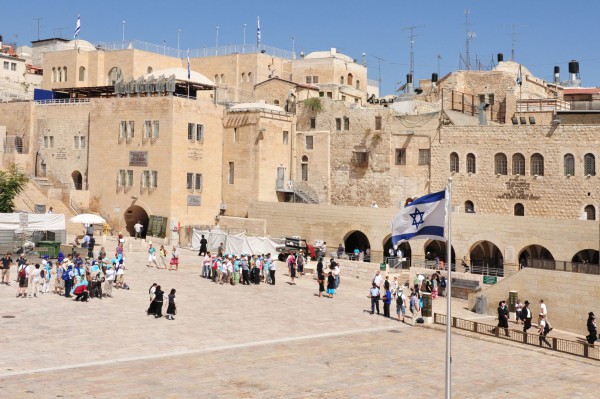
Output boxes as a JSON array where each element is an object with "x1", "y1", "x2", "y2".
[
  {"x1": 495, "y1": 153, "x2": 508, "y2": 175},
  {"x1": 51, "y1": 67, "x2": 56, "y2": 82},
  {"x1": 514, "y1": 203, "x2": 524, "y2": 216},
  {"x1": 340, "y1": 76, "x2": 344, "y2": 85},
  {"x1": 563, "y1": 153, "x2": 575, "y2": 176},
  {"x1": 585, "y1": 205, "x2": 596, "y2": 220},
  {"x1": 214, "y1": 74, "x2": 218, "y2": 83},
  {"x1": 108, "y1": 67, "x2": 122, "y2": 85},
  {"x1": 63, "y1": 66, "x2": 67, "y2": 81},
  {"x1": 78, "y1": 66, "x2": 86, "y2": 82},
  {"x1": 58, "y1": 67, "x2": 62, "y2": 82},
  {"x1": 273, "y1": 99, "x2": 280, "y2": 106},
  {"x1": 147, "y1": 66, "x2": 153, "y2": 74},
  {"x1": 301, "y1": 155, "x2": 308, "y2": 181},
  {"x1": 465, "y1": 200, "x2": 474, "y2": 213},
  {"x1": 512, "y1": 153, "x2": 525, "y2": 175},
  {"x1": 355, "y1": 80, "x2": 360, "y2": 89},
  {"x1": 584, "y1": 153, "x2": 596, "y2": 176},
  {"x1": 466, "y1": 153, "x2": 476, "y2": 174},
  {"x1": 220, "y1": 74, "x2": 225, "y2": 84},
  {"x1": 531, "y1": 153, "x2": 544, "y2": 176},
  {"x1": 450, "y1": 152, "x2": 459, "y2": 173},
  {"x1": 347, "y1": 73, "x2": 353, "y2": 86},
  {"x1": 241, "y1": 72, "x2": 246, "y2": 82},
  {"x1": 248, "y1": 72, "x2": 252, "y2": 82}
]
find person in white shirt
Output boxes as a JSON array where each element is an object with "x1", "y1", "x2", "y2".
[
  {"x1": 372, "y1": 270, "x2": 383, "y2": 288},
  {"x1": 202, "y1": 253, "x2": 211, "y2": 278},
  {"x1": 539, "y1": 299, "x2": 548, "y2": 324},
  {"x1": 104, "y1": 266, "x2": 115, "y2": 297},
  {"x1": 29, "y1": 264, "x2": 42, "y2": 298},
  {"x1": 134, "y1": 221, "x2": 143, "y2": 239}
]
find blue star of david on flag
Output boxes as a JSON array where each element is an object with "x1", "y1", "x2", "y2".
[{"x1": 391, "y1": 189, "x2": 447, "y2": 244}]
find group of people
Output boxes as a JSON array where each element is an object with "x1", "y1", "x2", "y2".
[
  {"x1": 316, "y1": 257, "x2": 340, "y2": 298},
  {"x1": 147, "y1": 283, "x2": 177, "y2": 320},
  {"x1": 146, "y1": 243, "x2": 180, "y2": 271},
  {"x1": 369, "y1": 271, "x2": 422, "y2": 324},
  {"x1": 499, "y1": 298, "x2": 553, "y2": 346},
  {"x1": 199, "y1": 251, "x2": 277, "y2": 286}
]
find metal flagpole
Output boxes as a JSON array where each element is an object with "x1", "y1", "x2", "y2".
[{"x1": 445, "y1": 177, "x2": 453, "y2": 399}]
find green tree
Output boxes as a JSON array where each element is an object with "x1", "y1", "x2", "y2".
[
  {"x1": 303, "y1": 97, "x2": 322, "y2": 113},
  {"x1": 0, "y1": 164, "x2": 29, "y2": 213}
]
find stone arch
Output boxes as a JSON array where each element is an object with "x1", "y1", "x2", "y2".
[
  {"x1": 347, "y1": 73, "x2": 353, "y2": 86},
  {"x1": 78, "y1": 66, "x2": 86, "y2": 82},
  {"x1": 71, "y1": 170, "x2": 83, "y2": 190},
  {"x1": 108, "y1": 67, "x2": 122, "y2": 85},
  {"x1": 344, "y1": 230, "x2": 370, "y2": 256},
  {"x1": 518, "y1": 244, "x2": 554, "y2": 268},
  {"x1": 469, "y1": 240, "x2": 504, "y2": 273},
  {"x1": 572, "y1": 249, "x2": 599, "y2": 265},
  {"x1": 424, "y1": 240, "x2": 455, "y2": 264},
  {"x1": 383, "y1": 235, "x2": 412, "y2": 267},
  {"x1": 124, "y1": 205, "x2": 149, "y2": 238}
]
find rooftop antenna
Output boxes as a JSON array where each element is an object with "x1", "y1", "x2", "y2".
[
  {"x1": 368, "y1": 53, "x2": 385, "y2": 93},
  {"x1": 403, "y1": 25, "x2": 424, "y2": 78},
  {"x1": 464, "y1": 10, "x2": 475, "y2": 70},
  {"x1": 33, "y1": 17, "x2": 43, "y2": 41},
  {"x1": 437, "y1": 54, "x2": 442, "y2": 76}
]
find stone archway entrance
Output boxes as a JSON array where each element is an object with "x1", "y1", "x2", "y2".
[
  {"x1": 383, "y1": 235, "x2": 412, "y2": 268},
  {"x1": 470, "y1": 241, "x2": 504, "y2": 275},
  {"x1": 572, "y1": 249, "x2": 600, "y2": 265},
  {"x1": 344, "y1": 230, "x2": 371, "y2": 261},
  {"x1": 71, "y1": 170, "x2": 83, "y2": 190},
  {"x1": 518, "y1": 244, "x2": 554, "y2": 268},
  {"x1": 124, "y1": 205, "x2": 149, "y2": 238},
  {"x1": 424, "y1": 240, "x2": 455, "y2": 265}
]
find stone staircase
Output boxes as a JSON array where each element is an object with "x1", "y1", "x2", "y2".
[
  {"x1": 13, "y1": 180, "x2": 82, "y2": 237},
  {"x1": 293, "y1": 181, "x2": 320, "y2": 204}
]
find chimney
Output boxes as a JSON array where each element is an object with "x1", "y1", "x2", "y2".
[
  {"x1": 497, "y1": 53, "x2": 504, "y2": 63},
  {"x1": 431, "y1": 73, "x2": 438, "y2": 89},
  {"x1": 330, "y1": 48, "x2": 337, "y2": 56},
  {"x1": 553, "y1": 66, "x2": 560, "y2": 84},
  {"x1": 568, "y1": 60, "x2": 580, "y2": 83},
  {"x1": 0, "y1": 35, "x2": 3, "y2": 51},
  {"x1": 406, "y1": 73, "x2": 414, "y2": 94}
]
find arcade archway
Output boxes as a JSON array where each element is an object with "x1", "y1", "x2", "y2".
[
  {"x1": 124, "y1": 205, "x2": 149, "y2": 238},
  {"x1": 383, "y1": 235, "x2": 412, "y2": 268},
  {"x1": 470, "y1": 240, "x2": 503, "y2": 274},
  {"x1": 518, "y1": 244, "x2": 554, "y2": 268},
  {"x1": 71, "y1": 170, "x2": 83, "y2": 190},
  {"x1": 572, "y1": 249, "x2": 599, "y2": 265},
  {"x1": 424, "y1": 240, "x2": 455, "y2": 265},
  {"x1": 344, "y1": 230, "x2": 370, "y2": 260}
]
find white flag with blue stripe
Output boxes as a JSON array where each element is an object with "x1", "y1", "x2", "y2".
[
  {"x1": 391, "y1": 189, "x2": 447, "y2": 245},
  {"x1": 257, "y1": 16, "x2": 261, "y2": 46},
  {"x1": 187, "y1": 49, "x2": 191, "y2": 79},
  {"x1": 74, "y1": 15, "x2": 81, "y2": 39}
]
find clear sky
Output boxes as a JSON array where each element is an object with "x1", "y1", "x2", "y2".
[{"x1": 2, "y1": 0, "x2": 599, "y2": 95}]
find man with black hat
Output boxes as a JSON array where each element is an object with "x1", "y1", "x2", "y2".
[
  {"x1": 522, "y1": 300, "x2": 533, "y2": 333},
  {"x1": 587, "y1": 312, "x2": 597, "y2": 345},
  {"x1": 497, "y1": 300, "x2": 510, "y2": 336}
]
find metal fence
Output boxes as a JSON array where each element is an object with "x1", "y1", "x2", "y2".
[
  {"x1": 434, "y1": 313, "x2": 600, "y2": 361},
  {"x1": 527, "y1": 259, "x2": 600, "y2": 275}
]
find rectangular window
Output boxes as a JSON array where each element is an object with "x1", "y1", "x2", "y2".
[
  {"x1": 228, "y1": 162, "x2": 234, "y2": 184},
  {"x1": 118, "y1": 169, "x2": 126, "y2": 187},
  {"x1": 49, "y1": 136, "x2": 54, "y2": 148},
  {"x1": 151, "y1": 171, "x2": 158, "y2": 188},
  {"x1": 119, "y1": 121, "x2": 127, "y2": 139},
  {"x1": 186, "y1": 173, "x2": 194, "y2": 190},
  {"x1": 375, "y1": 116, "x2": 382, "y2": 130},
  {"x1": 312, "y1": 76, "x2": 319, "y2": 83},
  {"x1": 141, "y1": 171, "x2": 150, "y2": 188},
  {"x1": 127, "y1": 121, "x2": 135, "y2": 138},
  {"x1": 11, "y1": 63, "x2": 17, "y2": 71},
  {"x1": 343, "y1": 117, "x2": 350, "y2": 130},
  {"x1": 196, "y1": 124, "x2": 204, "y2": 142},
  {"x1": 188, "y1": 123, "x2": 195, "y2": 141},
  {"x1": 44, "y1": 136, "x2": 48, "y2": 148},
  {"x1": 74, "y1": 136, "x2": 82, "y2": 149},
  {"x1": 418, "y1": 149, "x2": 430, "y2": 165},
  {"x1": 306, "y1": 76, "x2": 312, "y2": 84},
  {"x1": 283, "y1": 131, "x2": 289, "y2": 144},
  {"x1": 127, "y1": 170, "x2": 133, "y2": 187},
  {"x1": 341, "y1": 95, "x2": 346, "y2": 101},
  {"x1": 327, "y1": 92, "x2": 332, "y2": 98},
  {"x1": 309, "y1": 117, "x2": 316, "y2": 129},
  {"x1": 233, "y1": 128, "x2": 239, "y2": 142},
  {"x1": 3, "y1": 61, "x2": 8, "y2": 70},
  {"x1": 319, "y1": 92, "x2": 324, "y2": 97},
  {"x1": 152, "y1": 121, "x2": 159, "y2": 139},
  {"x1": 305, "y1": 135, "x2": 314, "y2": 150},
  {"x1": 144, "y1": 121, "x2": 152, "y2": 138},
  {"x1": 301, "y1": 163, "x2": 308, "y2": 182},
  {"x1": 395, "y1": 149, "x2": 406, "y2": 165},
  {"x1": 335, "y1": 118, "x2": 341, "y2": 131},
  {"x1": 195, "y1": 173, "x2": 203, "y2": 191}
]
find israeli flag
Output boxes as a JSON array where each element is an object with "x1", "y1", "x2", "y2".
[
  {"x1": 391, "y1": 189, "x2": 447, "y2": 244},
  {"x1": 187, "y1": 49, "x2": 191, "y2": 79},
  {"x1": 257, "y1": 16, "x2": 261, "y2": 45},
  {"x1": 516, "y1": 64, "x2": 522, "y2": 86},
  {"x1": 74, "y1": 15, "x2": 81, "y2": 39}
]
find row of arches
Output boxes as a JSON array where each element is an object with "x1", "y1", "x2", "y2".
[
  {"x1": 342, "y1": 230, "x2": 600, "y2": 273},
  {"x1": 51, "y1": 66, "x2": 68, "y2": 83},
  {"x1": 340, "y1": 73, "x2": 360, "y2": 89},
  {"x1": 450, "y1": 152, "x2": 596, "y2": 177},
  {"x1": 240, "y1": 72, "x2": 253, "y2": 83}
]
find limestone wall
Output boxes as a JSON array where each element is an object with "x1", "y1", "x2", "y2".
[{"x1": 467, "y1": 267, "x2": 600, "y2": 335}]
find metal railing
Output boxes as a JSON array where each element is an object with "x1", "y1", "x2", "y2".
[
  {"x1": 434, "y1": 313, "x2": 600, "y2": 361},
  {"x1": 411, "y1": 256, "x2": 504, "y2": 277},
  {"x1": 516, "y1": 98, "x2": 571, "y2": 112},
  {"x1": 527, "y1": 259, "x2": 600, "y2": 275},
  {"x1": 96, "y1": 40, "x2": 295, "y2": 60},
  {"x1": 69, "y1": 198, "x2": 83, "y2": 215},
  {"x1": 34, "y1": 98, "x2": 91, "y2": 105}
]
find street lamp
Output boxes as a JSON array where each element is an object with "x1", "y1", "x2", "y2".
[
  {"x1": 177, "y1": 29, "x2": 181, "y2": 58},
  {"x1": 122, "y1": 20, "x2": 126, "y2": 49},
  {"x1": 216, "y1": 26, "x2": 220, "y2": 55},
  {"x1": 243, "y1": 23, "x2": 247, "y2": 52}
]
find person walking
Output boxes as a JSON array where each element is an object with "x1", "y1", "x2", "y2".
[
  {"x1": 538, "y1": 314, "x2": 552, "y2": 347},
  {"x1": 326, "y1": 271, "x2": 335, "y2": 298},
  {"x1": 515, "y1": 300, "x2": 523, "y2": 324},
  {"x1": 134, "y1": 221, "x2": 143, "y2": 239},
  {"x1": 147, "y1": 244, "x2": 158, "y2": 268},
  {"x1": 522, "y1": 300, "x2": 532, "y2": 333},
  {"x1": 198, "y1": 234, "x2": 208, "y2": 256},
  {"x1": 87, "y1": 235, "x2": 96, "y2": 259},
  {"x1": 158, "y1": 245, "x2": 168, "y2": 269},
  {"x1": 289, "y1": 253, "x2": 297, "y2": 285},
  {"x1": 396, "y1": 288, "x2": 407, "y2": 322},
  {"x1": 170, "y1": 246, "x2": 180, "y2": 271},
  {"x1": 409, "y1": 290, "x2": 421, "y2": 325},
  {"x1": 369, "y1": 282, "x2": 380, "y2": 315},
  {"x1": 539, "y1": 299, "x2": 548, "y2": 325},
  {"x1": 497, "y1": 300, "x2": 509, "y2": 336},
  {"x1": 29, "y1": 264, "x2": 42, "y2": 298},
  {"x1": 333, "y1": 263, "x2": 340, "y2": 289},
  {"x1": 268, "y1": 254, "x2": 276, "y2": 285},
  {"x1": 587, "y1": 312, "x2": 597, "y2": 345},
  {"x1": 317, "y1": 268, "x2": 325, "y2": 297},
  {"x1": 166, "y1": 289, "x2": 177, "y2": 320},
  {"x1": 104, "y1": 265, "x2": 115, "y2": 298},
  {"x1": 382, "y1": 285, "x2": 392, "y2": 318},
  {"x1": 1, "y1": 252, "x2": 12, "y2": 285},
  {"x1": 151, "y1": 285, "x2": 165, "y2": 318}
]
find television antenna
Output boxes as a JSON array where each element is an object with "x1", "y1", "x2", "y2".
[
  {"x1": 402, "y1": 25, "x2": 424, "y2": 77},
  {"x1": 463, "y1": 10, "x2": 476, "y2": 70}
]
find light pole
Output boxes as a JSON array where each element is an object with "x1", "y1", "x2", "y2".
[
  {"x1": 216, "y1": 26, "x2": 220, "y2": 55},
  {"x1": 122, "y1": 20, "x2": 126, "y2": 49},
  {"x1": 243, "y1": 24, "x2": 247, "y2": 52},
  {"x1": 292, "y1": 35, "x2": 295, "y2": 59},
  {"x1": 177, "y1": 29, "x2": 181, "y2": 58}
]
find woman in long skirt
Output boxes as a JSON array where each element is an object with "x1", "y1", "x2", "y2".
[{"x1": 166, "y1": 289, "x2": 176, "y2": 321}]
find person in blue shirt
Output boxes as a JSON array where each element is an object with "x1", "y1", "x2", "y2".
[{"x1": 382, "y1": 287, "x2": 392, "y2": 318}]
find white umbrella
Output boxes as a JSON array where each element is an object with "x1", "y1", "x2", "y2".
[{"x1": 69, "y1": 213, "x2": 106, "y2": 224}]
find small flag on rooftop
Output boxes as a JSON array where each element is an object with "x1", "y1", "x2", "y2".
[
  {"x1": 257, "y1": 16, "x2": 261, "y2": 46},
  {"x1": 516, "y1": 64, "x2": 522, "y2": 86},
  {"x1": 187, "y1": 49, "x2": 191, "y2": 80},
  {"x1": 74, "y1": 14, "x2": 81, "y2": 39}
]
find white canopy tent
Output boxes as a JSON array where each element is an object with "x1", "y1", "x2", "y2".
[{"x1": 191, "y1": 228, "x2": 281, "y2": 256}]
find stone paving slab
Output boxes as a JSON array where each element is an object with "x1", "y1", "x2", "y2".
[{"x1": 0, "y1": 249, "x2": 598, "y2": 398}]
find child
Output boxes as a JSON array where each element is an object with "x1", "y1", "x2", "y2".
[
  {"x1": 326, "y1": 271, "x2": 335, "y2": 298},
  {"x1": 166, "y1": 288, "x2": 176, "y2": 320}
]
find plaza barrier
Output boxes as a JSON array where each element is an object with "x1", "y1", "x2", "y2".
[{"x1": 433, "y1": 313, "x2": 600, "y2": 361}]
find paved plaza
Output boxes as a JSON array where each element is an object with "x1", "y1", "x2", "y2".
[{"x1": 0, "y1": 240, "x2": 598, "y2": 398}]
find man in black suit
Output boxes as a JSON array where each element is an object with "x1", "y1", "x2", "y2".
[
  {"x1": 497, "y1": 300, "x2": 510, "y2": 336},
  {"x1": 522, "y1": 300, "x2": 533, "y2": 333}
]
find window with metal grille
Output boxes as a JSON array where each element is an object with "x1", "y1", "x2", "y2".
[
  {"x1": 196, "y1": 124, "x2": 204, "y2": 142},
  {"x1": 375, "y1": 116, "x2": 382, "y2": 130},
  {"x1": 309, "y1": 118, "x2": 316, "y2": 129},
  {"x1": 283, "y1": 131, "x2": 289, "y2": 144},
  {"x1": 343, "y1": 117, "x2": 350, "y2": 130},
  {"x1": 512, "y1": 153, "x2": 525, "y2": 175},
  {"x1": 466, "y1": 153, "x2": 476, "y2": 174},
  {"x1": 301, "y1": 156, "x2": 308, "y2": 181},
  {"x1": 530, "y1": 153, "x2": 544, "y2": 176},
  {"x1": 352, "y1": 151, "x2": 369, "y2": 167},
  {"x1": 584, "y1": 153, "x2": 596, "y2": 176},
  {"x1": 335, "y1": 118, "x2": 341, "y2": 131},
  {"x1": 305, "y1": 135, "x2": 313, "y2": 150},
  {"x1": 450, "y1": 152, "x2": 460, "y2": 173},
  {"x1": 186, "y1": 173, "x2": 194, "y2": 191},
  {"x1": 564, "y1": 154, "x2": 575, "y2": 176},
  {"x1": 395, "y1": 149, "x2": 406, "y2": 165},
  {"x1": 228, "y1": 162, "x2": 234, "y2": 184},
  {"x1": 418, "y1": 149, "x2": 430, "y2": 165},
  {"x1": 585, "y1": 205, "x2": 596, "y2": 220},
  {"x1": 195, "y1": 174, "x2": 203, "y2": 191},
  {"x1": 495, "y1": 153, "x2": 508, "y2": 175},
  {"x1": 188, "y1": 123, "x2": 195, "y2": 141}
]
